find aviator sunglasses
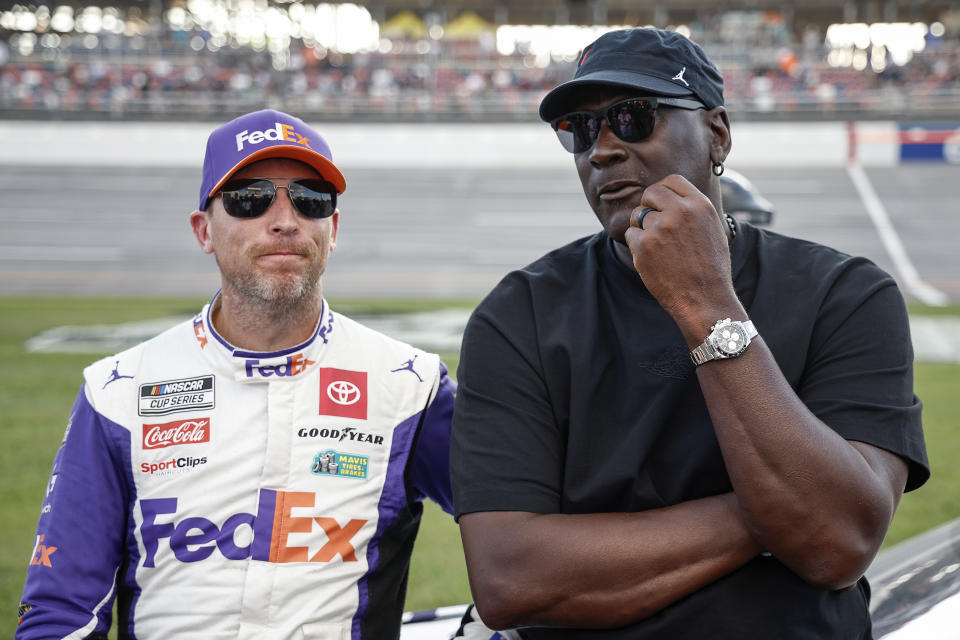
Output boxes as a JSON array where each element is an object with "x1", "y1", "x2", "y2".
[
  {"x1": 551, "y1": 96, "x2": 705, "y2": 154},
  {"x1": 217, "y1": 178, "x2": 337, "y2": 219}
]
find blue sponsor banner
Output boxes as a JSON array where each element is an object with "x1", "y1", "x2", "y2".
[{"x1": 899, "y1": 123, "x2": 960, "y2": 163}]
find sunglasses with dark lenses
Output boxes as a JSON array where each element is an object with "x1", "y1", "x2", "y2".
[
  {"x1": 551, "y1": 96, "x2": 705, "y2": 154},
  {"x1": 218, "y1": 178, "x2": 337, "y2": 219}
]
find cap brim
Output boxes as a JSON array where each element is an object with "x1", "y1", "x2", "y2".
[
  {"x1": 205, "y1": 145, "x2": 347, "y2": 208},
  {"x1": 539, "y1": 70, "x2": 693, "y2": 121}
]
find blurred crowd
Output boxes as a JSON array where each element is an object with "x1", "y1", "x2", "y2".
[{"x1": 1, "y1": 12, "x2": 958, "y2": 121}]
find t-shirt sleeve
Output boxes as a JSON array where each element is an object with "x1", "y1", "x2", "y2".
[
  {"x1": 451, "y1": 282, "x2": 564, "y2": 520},
  {"x1": 797, "y1": 263, "x2": 929, "y2": 491}
]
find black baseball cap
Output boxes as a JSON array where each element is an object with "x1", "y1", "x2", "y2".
[{"x1": 539, "y1": 27, "x2": 725, "y2": 122}]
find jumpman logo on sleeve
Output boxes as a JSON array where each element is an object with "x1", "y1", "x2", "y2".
[
  {"x1": 103, "y1": 361, "x2": 134, "y2": 389},
  {"x1": 390, "y1": 355, "x2": 423, "y2": 382}
]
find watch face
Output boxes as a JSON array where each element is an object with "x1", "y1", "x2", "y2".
[{"x1": 713, "y1": 323, "x2": 748, "y2": 357}]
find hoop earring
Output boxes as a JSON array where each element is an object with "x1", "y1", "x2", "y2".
[{"x1": 712, "y1": 162, "x2": 725, "y2": 176}]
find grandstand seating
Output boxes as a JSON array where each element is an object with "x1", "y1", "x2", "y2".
[{"x1": 1, "y1": 9, "x2": 957, "y2": 121}]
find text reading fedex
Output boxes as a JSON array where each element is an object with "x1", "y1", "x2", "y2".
[
  {"x1": 140, "y1": 489, "x2": 367, "y2": 566},
  {"x1": 236, "y1": 123, "x2": 310, "y2": 151},
  {"x1": 244, "y1": 352, "x2": 314, "y2": 378}
]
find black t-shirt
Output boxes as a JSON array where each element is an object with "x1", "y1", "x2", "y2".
[{"x1": 451, "y1": 222, "x2": 929, "y2": 639}]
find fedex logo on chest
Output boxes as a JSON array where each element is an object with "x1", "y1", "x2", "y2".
[
  {"x1": 140, "y1": 489, "x2": 367, "y2": 567},
  {"x1": 236, "y1": 123, "x2": 311, "y2": 151}
]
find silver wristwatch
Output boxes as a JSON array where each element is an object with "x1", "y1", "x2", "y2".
[{"x1": 690, "y1": 318, "x2": 758, "y2": 366}]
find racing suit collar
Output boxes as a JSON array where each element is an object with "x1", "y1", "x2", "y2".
[{"x1": 200, "y1": 291, "x2": 335, "y2": 382}]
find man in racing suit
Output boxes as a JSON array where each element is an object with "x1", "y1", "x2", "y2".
[{"x1": 17, "y1": 109, "x2": 456, "y2": 640}]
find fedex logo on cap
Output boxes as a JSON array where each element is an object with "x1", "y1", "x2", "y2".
[
  {"x1": 140, "y1": 489, "x2": 367, "y2": 567},
  {"x1": 236, "y1": 122, "x2": 311, "y2": 151}
]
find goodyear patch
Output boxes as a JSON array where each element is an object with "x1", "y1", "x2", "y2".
[{"x1": 312, "y1": 451, "x2": 368, "y2": 480}]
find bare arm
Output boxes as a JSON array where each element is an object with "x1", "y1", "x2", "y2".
[
  {"x1": 460, "y1": 493, "x2": 760, "y2": 630},
  {"x1": 692, "y1": 333, "x2": 907, "y2": 588},
  {"x1": 625, "y1": 173, "x2": 909, "y2": 590}
]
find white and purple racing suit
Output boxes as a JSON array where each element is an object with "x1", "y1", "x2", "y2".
[{"x1": 17, "y1": 297, "x2": 455, "y2": 640}]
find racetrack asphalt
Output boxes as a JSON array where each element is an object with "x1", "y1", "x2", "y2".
[{"x1": 1, "y1": 163, "x2": 956, "y2": 303}]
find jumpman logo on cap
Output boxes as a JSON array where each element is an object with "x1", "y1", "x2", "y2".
[{"x1": 672, "y1": 67, "x2": 690, "y2": 87}]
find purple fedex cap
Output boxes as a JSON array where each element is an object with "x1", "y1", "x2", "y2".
[
  {"x1": 539, "y1": 28, "x2": 724, "y2": 122},
  {"x1": 198, "y1": 109, "x2": 346, "y2": 210}
]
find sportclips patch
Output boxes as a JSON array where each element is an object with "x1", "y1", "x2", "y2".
[{"x1": 139, "y1": 376, "x2": 215, "y2": 416}]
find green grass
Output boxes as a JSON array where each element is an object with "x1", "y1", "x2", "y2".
[
  {"x1": 889, "y1": 305, "x2": 960, "y2": 544},
  {"x1": 2, "y1": 297, "x2": 956, "y2": 633},
  {"x1": 908, "y1": 303, "x2": 960, "y2": 317},
  {"x1": 883, "y1": 362, "x2": 960, "y2": 545}
]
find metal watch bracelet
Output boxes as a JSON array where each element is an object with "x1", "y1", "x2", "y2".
[{"x1": 690, "y1": 319, "x2": 758, "y2": 366}]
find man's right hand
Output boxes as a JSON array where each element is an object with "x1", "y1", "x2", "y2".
[{"x1": 623, "y1": 174, "x2": 739, "y2": 331}]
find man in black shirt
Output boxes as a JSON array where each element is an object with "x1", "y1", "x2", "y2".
[{"x1": 450, "y1": 28, "x2": 929, "y2": 638}]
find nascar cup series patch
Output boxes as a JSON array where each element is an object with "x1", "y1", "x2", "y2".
[{"x1": 139, "y1": 376, "x2": 215, "y2": 416}]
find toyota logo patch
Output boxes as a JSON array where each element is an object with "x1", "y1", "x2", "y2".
[
  {"x1": 318, "y1": 367, "x2": 368, "y2": 419},
  {"x1": 327, "y1": 380, "x2": 361, "y2": 406}
]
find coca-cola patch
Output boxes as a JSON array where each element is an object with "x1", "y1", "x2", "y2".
[{"x1": 143, "y1": 418, "x2": 212, "y2": 450}]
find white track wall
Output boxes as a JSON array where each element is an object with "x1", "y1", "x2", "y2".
[{"x1": 0, "y1": 120, "x2": 906, "y2": 169}]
